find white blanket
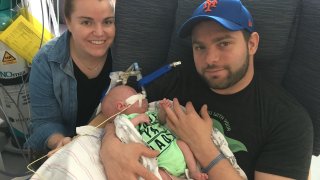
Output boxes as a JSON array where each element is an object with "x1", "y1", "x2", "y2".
[
  {"x1": 30, "y1": 119, "x2": 161, "y2": 180},
  {"x1": 30, "y1": 127, "x2": 106, "y2": 180}
]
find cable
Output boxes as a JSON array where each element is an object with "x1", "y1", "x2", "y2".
[
  {"x1": 39, "y1": 0, "x2": 45, "y2": 49},
  {"x1": 16, "y1": 71, "x2": 31, "y2": 139},
  {"x1": 47, "y1": 0, "x2": 59, "y2": 36},
  {"x1": 20, "y1": 0, "x2": 26, "y2": 8},
  {"x1": 0, "y1": 86, "x2": 29, "y2": 163},
  {"x1": 0, "y1": 168, "x2": 32, "y2": 178},
  {"x1": 133, "y1": 63, "x2": 146, "y2": 96},
  {"x1": 47, "y1": 0, "x2": 51, "y2": 34},
  {"x1": 138, "y1": 61, "x2": 181, "y2": 87},
  {"x1": 0, "y1": 107, "x2": 31, "y2": 178},
  {"x1": 56, "y1": 0, "x2": 59, "y2": 25}
]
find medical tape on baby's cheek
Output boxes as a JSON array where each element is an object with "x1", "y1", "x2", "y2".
[{"x1": 125, "y1": 94, "x2": 146, "y2": 107}]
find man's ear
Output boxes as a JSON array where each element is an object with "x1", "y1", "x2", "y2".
[{"x1": 248, "y1": 32, "x2": 259, "y2": 55}]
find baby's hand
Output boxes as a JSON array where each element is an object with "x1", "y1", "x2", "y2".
[
  {"x1": 159, "y1": 98, "x2": 172, "y2": 109},
  {"x1": 131, "y1": 113, "x2": 150, "y2": 126},
  {"x1": 158, "y1": 98, "x2": 172, "y2": 124}
]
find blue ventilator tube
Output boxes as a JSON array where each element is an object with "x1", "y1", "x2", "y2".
[{"x1": 138, "y1": 61, "x2": 181, "y2": 87}]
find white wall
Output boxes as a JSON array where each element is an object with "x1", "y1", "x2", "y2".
[{"x1": 310, "y1": 155, "x2": 320, "y2": 180}]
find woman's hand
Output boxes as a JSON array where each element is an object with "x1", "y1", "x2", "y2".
[
  {"x1": 47, "y1": 134, "x2": 72, "y2": 157},
  {"x1": 100, "y1": 123, "x2": 159, "y2": 180}
]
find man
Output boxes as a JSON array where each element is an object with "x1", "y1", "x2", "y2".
[{"x1": 100, "y1": 0, "x2": 313, "y2": 179}]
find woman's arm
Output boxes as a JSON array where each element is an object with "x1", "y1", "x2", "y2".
[{"x1": 26, "y1": 50, "x2": 69, "y2": 151}]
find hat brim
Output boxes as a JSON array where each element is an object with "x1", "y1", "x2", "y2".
[{"x1": 178, "y1": 15, "x2": 244, "y2": 38}]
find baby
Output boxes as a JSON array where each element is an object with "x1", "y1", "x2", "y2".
[{"x1": 101, "y1": 85, "x2": 208, "y2": 180}]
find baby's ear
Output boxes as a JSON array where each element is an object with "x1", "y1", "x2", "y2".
[{"x1": 116, "y1": 101, "x2": 126, "y2": 110}]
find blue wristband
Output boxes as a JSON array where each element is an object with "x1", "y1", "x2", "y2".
[{"x1": 201, "y1": 153, "x2": 225, "y2": 173}]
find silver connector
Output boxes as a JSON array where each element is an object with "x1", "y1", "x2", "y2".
[{"x1": 170, "y1": 61, "x2": 182, "y2": 67}]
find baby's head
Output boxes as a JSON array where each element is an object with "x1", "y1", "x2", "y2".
[{"x1": 101, "y1": 85, "x2": 148, "y2": 118}]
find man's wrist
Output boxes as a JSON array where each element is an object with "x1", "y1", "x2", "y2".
[
  {"x1": 192, "y1": 137, "x2": 221, "y2": 166},
  {"x1": 201, "y1": 152, "x2": 225, "y2": 173}
]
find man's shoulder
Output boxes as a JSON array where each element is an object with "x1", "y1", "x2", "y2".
[{"x1": 255, "y1": 74, "x2": 310, "y2": 119}]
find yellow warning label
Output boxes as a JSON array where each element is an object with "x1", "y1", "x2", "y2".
[
  {"x1": 2, "y1": 51, "x2": 17, "y2": 65},
  {"x1": 0, "y1": 14, "x2": 54, "y2": 63}
]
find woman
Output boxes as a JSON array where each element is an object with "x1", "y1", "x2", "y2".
[{"x1": 25, "y1": 0, "x2": 116, "y2": 153}]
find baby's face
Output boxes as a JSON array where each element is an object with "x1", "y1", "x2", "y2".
[{"x1": 125, "y1": 94, "x2": 148, "y2": 114}]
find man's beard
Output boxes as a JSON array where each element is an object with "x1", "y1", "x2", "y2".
[{"x1": 202, "y1": 52, "x2": 250, "y2": 90}]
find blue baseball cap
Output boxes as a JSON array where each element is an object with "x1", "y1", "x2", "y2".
[{"x1": 178, "y1": 0, "x2": 254, "y2": 38}]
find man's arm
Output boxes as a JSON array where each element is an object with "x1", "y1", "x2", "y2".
[
  {"x1": 164, "y1": 98, "x2": 242, "y2": 179},
  {"x1": 255, "y1": 172, "x2": 293, "y2": 180},
  {"x1": 165, "y1": 98, "x2": 297, "y2": 180}
]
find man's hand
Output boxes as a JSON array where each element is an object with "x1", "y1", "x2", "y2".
[
  {"x1": 100, "y1": 123, "x2": 159, "y2": 180},
  {"x1": 163, "y1": 98, "x2": 213, "y2": 150}
]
